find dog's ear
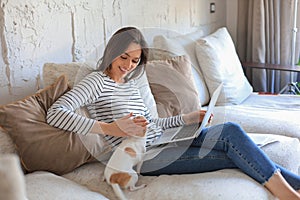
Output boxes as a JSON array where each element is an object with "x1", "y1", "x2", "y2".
[
  {"x1": 110, "y1": 173, "x2": 131, "y2": 188},
  {"x1": 124, "y1": 147, "x2": 137, "y2": 157}
]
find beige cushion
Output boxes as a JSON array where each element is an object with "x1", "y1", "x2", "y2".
[
  {"x1": 26, "y1": 171, "x2": 108, "y2": 200},
  {"x1": 43, "y1": 62, "x2": 96, "y2": 88},
  {"x1": 135, "y1": 72, "x2": 158, "y2": 118},
  {"x1": 152, "y1": 30, "x2": 210, "y2": 106},
  {"x1": 0, "y1": 76, "x2": 95, "y2": 175},
  {"x1": 145, "y1": 55, "x2": 201, "y2": 117},
  {"x1": 195, "y1": 27, "x2": 253, "y2": 105},
  {"x1": 0, "y1": 154, "x2": 27, "y2": 200}
]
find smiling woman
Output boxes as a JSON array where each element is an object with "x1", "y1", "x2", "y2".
[
  {"x1": 105, "y1": 42, "x2": 142, "y2": 83},
  {"x1": 97, "y1": 27, "x2": 149, "y2": 83}
]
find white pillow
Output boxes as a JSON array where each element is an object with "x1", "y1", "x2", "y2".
[
  {"x1": 152, "y1": 30, "x2": 210, "y2": 106},
  {"x1": 195, "y1": 27, "x2": 253, "y2": 105}
]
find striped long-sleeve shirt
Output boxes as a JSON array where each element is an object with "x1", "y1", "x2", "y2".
[{"x1": 47, "y1": 71, "x2": 185, "y2": 148}]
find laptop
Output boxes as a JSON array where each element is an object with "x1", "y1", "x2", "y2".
[{"x1": 150, "y1": 83, "x2": 223, "y2": 146}]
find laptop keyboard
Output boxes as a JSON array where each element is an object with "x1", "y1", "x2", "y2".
[{"x1": 172, "y1": 123, "x2": 200, "y2": 140}]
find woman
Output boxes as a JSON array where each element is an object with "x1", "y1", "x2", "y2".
[{"x1": 47, "y1": 27, "x2": 300, "y2": 200}]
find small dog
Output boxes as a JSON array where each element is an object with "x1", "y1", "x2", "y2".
[{"x1": 104, "y1": 133, "x2": 147, "y2": 200}]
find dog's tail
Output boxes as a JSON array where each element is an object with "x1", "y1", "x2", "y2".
[{"x1": 111, "y1": 184, "x2": 128, "y2": 200}]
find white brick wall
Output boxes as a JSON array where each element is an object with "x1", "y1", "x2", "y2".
[{"x1": 0, "y1": 0, "x2": 227, "y2": 105}]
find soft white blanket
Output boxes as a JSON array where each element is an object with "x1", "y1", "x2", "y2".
[{"x1": 212, "y1": 93, "x2": 300, "y2": 138}]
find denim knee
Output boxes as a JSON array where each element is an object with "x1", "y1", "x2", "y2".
[
  {"x1": 223, "y1": 122, "x2": 243, "y2": 130},
  {"x1": 222, "y1": 122, "x2": 246, "y2": 138}
]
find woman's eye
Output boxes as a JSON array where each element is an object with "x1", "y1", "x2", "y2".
[
  {"x1": 120, "y1": 55, "x2": 127, "y2": 60},
  {"x1": 120, "y1": 55, "x2": 140, "y2": 64}
]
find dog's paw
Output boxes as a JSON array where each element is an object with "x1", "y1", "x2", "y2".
[
  {"x1": 129, "y1": 184, "x2": 147, "y2": 191},
  {"x1": 101, "y1": 173, "x2": 107, "y2": 182}
]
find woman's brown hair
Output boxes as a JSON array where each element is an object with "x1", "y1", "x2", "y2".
[{"x1": 97, "y1": 27, "x2": 149, "y2": 82}]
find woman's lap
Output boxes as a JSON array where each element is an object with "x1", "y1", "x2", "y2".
[
  {"x1": 142, "y1": 122, "x2": 275, "y2": 183},
  {"x1": 141, "y1": 122, "x2": 300, "y2": 190},
  {"x1": 141, "y1": 123, "x2": 239, "y2": 175},
  {"x1": 141, "y1": 145, "x2": 237, "y2": 175}
]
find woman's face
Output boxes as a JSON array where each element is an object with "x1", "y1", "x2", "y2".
[{"x1": 108, "y1": 42, "x2": 142, "y2": 83}]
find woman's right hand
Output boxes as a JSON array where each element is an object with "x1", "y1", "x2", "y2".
[{"x1": 92, "y1": 113, "x2": 148, "y2": 137}]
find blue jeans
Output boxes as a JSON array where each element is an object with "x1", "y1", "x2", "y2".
[{"x1": 141, "y1": 122, "x2": 300, "y2": 190}]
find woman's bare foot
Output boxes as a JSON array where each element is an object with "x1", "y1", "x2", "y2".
[{"x1": 265, "y1": 171, "x2": 300, "y2": 200}]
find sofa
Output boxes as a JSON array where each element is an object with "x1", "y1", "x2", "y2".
[{"x1": 1, "y1": 27, "x2": 300, "y2": 200}]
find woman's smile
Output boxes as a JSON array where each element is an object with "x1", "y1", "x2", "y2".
[
  {"x1": 119, "y1": 66, "x2": 130, "y2": 74},
  {"x1": 108, "y1": 42, "x2": 142, "y2": 83}
]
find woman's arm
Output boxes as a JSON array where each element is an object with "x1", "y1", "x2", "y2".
[
  {"x1": 46, "y1": 73, "x2": 102, "y2": 135},
  {"x1": 47, "y1": 72, "x2": 148, "y2": 136},
  {"x1": 90, "y1": 113, "x2": 148, "y2": 137},
  {"x1": 152, "y1": 115, "x2": 185, "y2": 130},
  {"x1": 182, "y1": 110, "x2": 209, "y2": 125},
  {"x1": 151, "y1": 110, "x2": 210, "y2": 130}
]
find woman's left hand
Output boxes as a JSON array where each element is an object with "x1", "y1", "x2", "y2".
[{"x1": 182, "y1": 110, "x2": 213, "y2": 125}]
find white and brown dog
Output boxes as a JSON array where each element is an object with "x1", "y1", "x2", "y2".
[{"x1": 104, "y1": 132, "x2": 147, "y2": 200}]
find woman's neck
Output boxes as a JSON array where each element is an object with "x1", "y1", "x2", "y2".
[{"x1": 104, "y1": 70, "x2": 124, "y2": 83}]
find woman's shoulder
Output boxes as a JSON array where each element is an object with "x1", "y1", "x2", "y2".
[
  {"x1": 83, "y1": 71, "x2": 110, "y2": 82},
  {"x1": 83, "y1": 71, "x2": 119, "y2": 90},
  {"x1": 86, "y1": 70, "x2": 104, "y2": 78},
  {"x1": 74, "y1": 71, "x2": 107, "y2": 88}
]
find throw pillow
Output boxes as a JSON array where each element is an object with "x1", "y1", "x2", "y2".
[
  {"x1": 152, "y1": 31, "x2": 210, "y2": 106},
  {"x1": 145, "y1": 55, "x2": 201, "y2": 118},
  {"x1": 0, "y1": 154, "x2": 27, "y2": 200},
  {"x1": 43, "y1": 62, "x2": 96, "y2": 88},
  {"x1": 0, "y1": 75, "x2": 95, "y2": 175},
  {"x1": 195, "y1": 27, "x2": 253, "y2": 105},
  {"x1": 135, "y1": 72, "x2": 159, "y2": 118}
]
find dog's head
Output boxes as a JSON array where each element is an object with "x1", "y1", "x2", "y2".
[{"x1": 123, "y1": 135, "x2": 146, "y2": 157}]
